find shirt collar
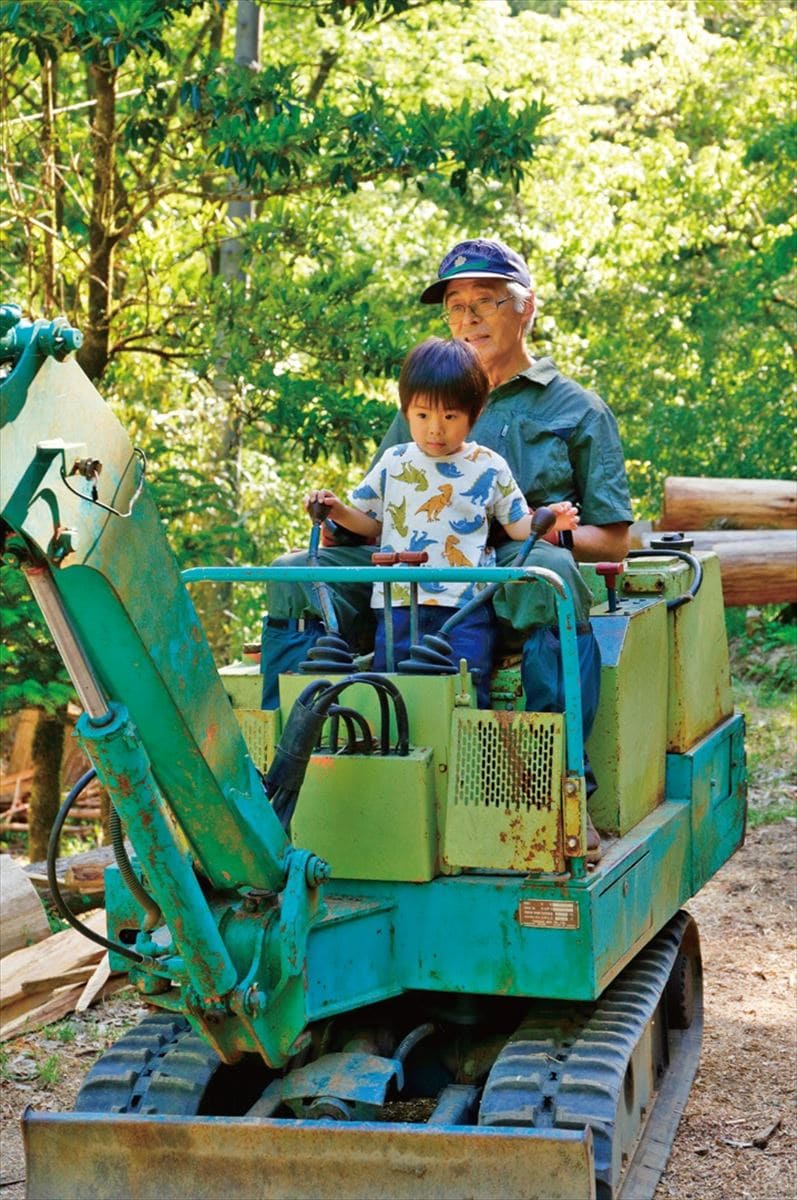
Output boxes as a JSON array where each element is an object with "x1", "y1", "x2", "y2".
[{"x1": 490, "y1": 356, "x2": 559, "y2": 398}]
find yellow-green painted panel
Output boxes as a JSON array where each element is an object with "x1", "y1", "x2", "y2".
[
  {"x1": 587, "y1": 603, "x2": 668, "y2": 836},
  {"x1": 443, "y1": 709, "x2": 565, "y2": 873},
  {"x1": 292, "y1": 748, "x2": 438, "y2": 882}
]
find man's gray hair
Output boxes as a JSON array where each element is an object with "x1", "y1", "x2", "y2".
[{"x1": 506, "y1": 281, "x2": 536, "y2": 335}]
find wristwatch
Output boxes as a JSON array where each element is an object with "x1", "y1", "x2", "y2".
[{"x1": 558, "y1": 530, "x2": 574, "y2": 550}]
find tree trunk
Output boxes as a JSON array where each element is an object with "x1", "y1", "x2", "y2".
[
  {"x1": 631, "y1": 528, "x2": 797, "y2": 607},
  {"x1": 28, "y1": 708, "x2": 66, "y2": 863},
  {"x1": 38, "y1": 49, "x2": 58, "y2": 312},
  {"x1": 660, "y1": 476, "x2": 797, "y2": 532},
  {"x1": 198, "y1": 0, "x2": 261, "y2": 660},
  {"x1": 77, "y1": 56, "x2": 117, "y2": 382}
]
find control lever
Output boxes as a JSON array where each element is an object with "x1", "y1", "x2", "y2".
[
  {"x1": 595, "y1": 562, "x2": 625, "y2": 613},
  {"x1": 298, "y1": 498, "x2": 356, "y2": 674},
  {"x1": 398, "y1": 507, "x2": 556, "y2": 682}
]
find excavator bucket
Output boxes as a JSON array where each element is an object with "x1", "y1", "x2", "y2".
[{"x1": 24, "y1": 1111, "x2": 595, "y2": 1200}]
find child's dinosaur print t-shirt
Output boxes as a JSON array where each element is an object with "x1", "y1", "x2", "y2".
[{"x1": 349, "y1": 441, "x2": 528, "y2": 609}]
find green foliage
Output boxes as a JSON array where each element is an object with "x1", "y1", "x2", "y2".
[
  {"x1": 734, "y1": 675, "x2": 796, "y2": 828},
  {"x1": 728, "y1": 604, "x2": 795, "y2": 829},
  {"x1": 0, "y1": 566, "x2": 74, "y2": 720},
  {"x1": 727, "y1": 605, "x2": 797, "y2": 698},
  {"x1": 44, "y1": 1021, "x2": 78, "y2": 1043},
  {"x1": 1, "y1": 0, "x2": 794, "y2": 653},
  {"x1": 748, "y1": 802, "x2": 797, "y2": 830},
  {"x1": 35, "y1": 1053, "x2": 61, "y2": 1088}
]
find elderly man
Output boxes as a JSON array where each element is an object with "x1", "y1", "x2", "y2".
[{"x1": 261, "y1": 240, "x2": 633, "y2": 785}]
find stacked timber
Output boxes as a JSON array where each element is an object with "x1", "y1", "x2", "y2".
[
  {"x1": 0, "y1": 908, "x2": 125, "y2": 1040},
  {"x1": 632, "y1": 476, "x2": 797, "y2": 608},
  {"x1": 0, "y1": 754, "x2": 104, "y2": 837},
  {"x1": 23, "y1": 845, "x2": 118, "y2": 911}
]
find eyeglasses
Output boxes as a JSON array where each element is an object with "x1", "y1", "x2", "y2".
[{"x1": 443, "y1": 296, "x2": 513, "y2": 326}]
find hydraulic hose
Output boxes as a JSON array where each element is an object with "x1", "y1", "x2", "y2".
[
  {"x1": 109, "y1": 804, "x2": 162, "y2": 932},
  {"x1": 626, "y1": 547, "x2": 703, "y2": 611},
  {"x1": 46, "y1": 768, "x2": 143, "y2": 963}
]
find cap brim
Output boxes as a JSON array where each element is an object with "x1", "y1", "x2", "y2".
[{"x1": 419, "y1": 270, "x2": 511, "y2": 305}]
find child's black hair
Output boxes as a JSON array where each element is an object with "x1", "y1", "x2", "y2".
[{"x1": 398, "y1": 337, "x2": 489, "y2": 422}]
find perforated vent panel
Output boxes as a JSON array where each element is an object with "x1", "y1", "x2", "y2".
[
  {"x1": 235, "y1": 708, "x2": 278, "y2": 773},
  {"x1": 443, "y1": 710, "x2": 565, "y2": 874}
]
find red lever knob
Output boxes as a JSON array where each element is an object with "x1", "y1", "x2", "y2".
[
  {"x1": 398, "y1": 551, "x2": 429, "y2": 565},
  {"x1": 595, "y1": 562, "x2": 625, "y2": 612},
  {"x1": 371, "y1": 551, "x2": 398, "y2": 565},
  {"x1": 595, "y1": 562, "x2": 625, "y2": 584}
]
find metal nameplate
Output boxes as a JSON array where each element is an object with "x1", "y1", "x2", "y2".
[{"x1": 518, "y1": 899, "x2": 579, "y2": 929}]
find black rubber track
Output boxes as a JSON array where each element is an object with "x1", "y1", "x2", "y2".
[
  {"x1": 479, "y1": 911, "x2": 700, "y2": 1200},
  {"x1": 75, "y1": 1012, "x2": 223, "y2": 1116}
]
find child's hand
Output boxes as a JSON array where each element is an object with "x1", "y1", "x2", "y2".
[
  {"x1": 549, "y1": 501, "x2": 580, "y2": 531},
  {"x1": 304, "y1": 488, "x2": 340, "y2": 518}
]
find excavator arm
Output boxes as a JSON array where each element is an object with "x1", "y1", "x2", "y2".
[{"x1": 0, "y1": 308, "x2": 323, "y2": 1063}]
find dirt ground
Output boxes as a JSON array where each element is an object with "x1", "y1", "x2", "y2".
[{"x1": 1, "y1": 821, "x2": 795, "y2": 1199}]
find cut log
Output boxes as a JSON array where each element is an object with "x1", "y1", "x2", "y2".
[
  {"x1": 0, "y1": 855, "x2": 51, "y2": 957},
  {"x1": 24, "y1": 845, "x2": 120, "y2": 909},
  {"x1": 631, "y1": 529, "x2": 797, "y2": 607},
  {"x1": 659, "y1": 476, "x2": 797, "y2": 531}
]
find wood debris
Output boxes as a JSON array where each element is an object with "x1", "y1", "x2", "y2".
[
  {"x1": 0, "y1": 909, "x2": 124, "y2": 1041},
  {"x1": 24, "y1": 845, "x2": 118, "y2": 908},
  {"x1": 721, "y1": 1116, "x2": 783, "y2": 1151}
]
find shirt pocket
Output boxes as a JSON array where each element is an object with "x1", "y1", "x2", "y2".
[{"x1": 502, "y1": 417, "x2": 576, "y2": 506}]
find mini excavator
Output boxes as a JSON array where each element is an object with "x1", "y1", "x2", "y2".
[{"x1": 0, "y1": 307, "x2": 746, "y2": 1199}]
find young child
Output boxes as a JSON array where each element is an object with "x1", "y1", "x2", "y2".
[{"x1": 306, "y1": 337, "x2": 579, "y2": 706}]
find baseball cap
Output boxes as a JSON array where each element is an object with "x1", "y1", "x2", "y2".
[{"x1": 419, "y1": 238, "x2": 531, "y2": 304}]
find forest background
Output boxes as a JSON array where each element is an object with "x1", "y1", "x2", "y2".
[{"x1": 1, "y1": 0, "x2": 795, "y2": 853}]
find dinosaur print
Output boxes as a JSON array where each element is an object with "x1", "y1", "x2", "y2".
[
  {"x1": 352, "y1": 482, "x2": 380, "y2": 501},
  {"x1": 408, "y1": 529, "x2": 438, "y2": 552},
  {"x1": 461, "y1": 469, "x2": 499, "y2": 505},
  {"x1": 392, "y1": 462, "x2": 428, "y2": 490},
  {"x1": 436, "y1": 461, "x2": 465, "y2": 479},
  {"x1": 387, "y1": 495, "x2": 408, "y2": 538},
  {"x1": 415, "y1": 484, "x2": 453, "y2": 522},
  {"x1": 449, "y1": 513, "x2": 485, "y2": 535},
  {"x1": 507, "y1": 497, "x2": 528, "y2": 523},
  {"x1": 465, "y1": 446, "x2": 492, "y2": 462},
  {"x1": 443, "y1": 535, "x2": 475, "y2": 568}
]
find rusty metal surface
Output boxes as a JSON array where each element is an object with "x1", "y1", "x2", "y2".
[
  {"x1": 443, "y1": 708, "x2": 566, "y2": 873},
  {"x1": 24, "y1": 1110, "x2": 596, "y2": 1200}
]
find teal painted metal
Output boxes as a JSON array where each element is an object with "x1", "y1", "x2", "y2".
[
  {"x1": 4, "y1": 309, "x2": 749, "y2": 1184},
  {"x1": 666, "y1": 711, "x2": 747, "y2": 892},
  {"x1": 76, "y1": 703, "x2": 237, "y2": 999},
  {"x1": 102, "y1": 714, "x2": 743, "y2": 1014}
]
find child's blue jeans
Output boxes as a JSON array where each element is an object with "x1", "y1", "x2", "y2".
[{"x1": 373, "y1": 604, "x2": 496, "y2": 708}]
